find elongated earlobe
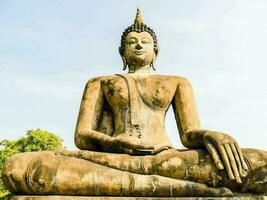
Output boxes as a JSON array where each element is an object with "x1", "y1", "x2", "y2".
[
  {"x1": 122, "y1": 57, "x2": 127, "y2": 70},
  {"x1": 119, "y1": 47, "x2": 127, "y2": 70},
  {"x1": 150, "y1": 59, "x2": 156, "y2": 71},
  {"x1": 150, "y1": 47, "x2": 159, "y2": 71}
]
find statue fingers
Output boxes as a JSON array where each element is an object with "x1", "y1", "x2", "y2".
[
  {"x1": 204, "y1": 140, "x2": 224, "y2": 170},
  {"x1": 123, "y1": 148, "x2": 134, "y2": 155},
  {"x1": 114, "y1": 139, "x2": 134, "y2": 153},
  {"x1": 230, "y1": 143, "x2": 247, "y2": 177},
  {"x1": 133, "y1": 146, "x2": 172, "y2": 155},
  {"x1": 120, "y1": 142, "x2": 153, "y2": 150},
  {"x1": 115, "y1": 140, "x2": 126, "y2": 150},
  {"x1": 123, "y1": 147, "x2": 155, "y2": 156},
  {"x1": 133, "y1": 149, "x2": 154, "y2": 155},
  {"x1": 127, "y1": 143, "x2": 154, "y2": 150},
  {"x1": 114, "y1": 138, "x2": 153, "y2": 150},
  {"x1": 225, "y1": 144, "x2": 242, "y2": 183},
  {"x1": 151, "y1": 145, "x2": 172, "y2": 154},
  {"x1": 235, "y1": 143, "x2": 249, "y2": 172},
  {"x1": 217, "y1": 144, "x2": 235, "y2": 180}
]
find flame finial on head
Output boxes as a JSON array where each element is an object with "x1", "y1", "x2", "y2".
[
  {"x1": 119, "y1": 8, "x2": 159, "y2": 70},
  {"x1": 134, "y1": 8, "x2": 143, "y2": 26}
]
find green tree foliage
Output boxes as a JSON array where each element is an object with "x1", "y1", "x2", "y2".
[{"x1": 0, "y1": 128, "x2": 63, "y2": 197}]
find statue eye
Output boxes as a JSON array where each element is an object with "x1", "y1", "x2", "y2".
[
  {"x1": 127, "y1": 39, "x2": 137, "y2": 45},
  {"x1": 142, "y1": 38, "x2": 151, "y2": 44}
]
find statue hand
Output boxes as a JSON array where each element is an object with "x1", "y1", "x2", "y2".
[
  {"x1": 112, "y1": 134, "x2": 154, "y2": 155},
  {"x1": 203, "y1": 131, "x2": 249, "y2": 183},
  {"x1": 134, "y1": 145, "x2": 173, "y2": 155}
]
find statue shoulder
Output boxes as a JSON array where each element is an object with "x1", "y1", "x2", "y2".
[
  {"x1": 175, "y1": 76, "x2": 192, "y2": 85},
  {"x1": 157, "y1": 75, "x2": 192, "y2": 88},
  {"x1": 85, "y1": 75, "x2": 117, "y2": 86},
  {"x1": 152, "y1": 74, "x2": 192, "y2": 86}
]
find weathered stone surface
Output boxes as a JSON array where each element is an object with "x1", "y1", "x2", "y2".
[
  {"x1": 1, "y1": 8, "x2": 267, "y2": 198},
  {"x1": 4, "y1": 195, "x2": 267, "y2": 200}
]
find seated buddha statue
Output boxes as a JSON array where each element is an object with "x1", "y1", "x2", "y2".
[{"x1": 2, "y1": 9, "x2": 267, "y2": 197}]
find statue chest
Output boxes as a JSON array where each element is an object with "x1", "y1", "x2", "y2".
[{"x1": 101, "y1": 76, "x2": 176, "y2": 112}]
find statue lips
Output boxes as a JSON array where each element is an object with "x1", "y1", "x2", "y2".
[{"x1": 134, "y1": 50, "x2": 145, "y2": 55}]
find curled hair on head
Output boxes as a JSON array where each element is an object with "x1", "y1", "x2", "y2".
[{"x1": 119, "y1": 8, "x2": 159, "y2": 70}]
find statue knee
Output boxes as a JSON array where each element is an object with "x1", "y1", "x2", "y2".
[
  {"x1": 242, "y1": 148, "x2": 267, "y2": 171},
  {"x1": 1, "y1": 160, "x2": 17, "y2": 193},
  {"x1": 240, "y1": 148, "x2": 267, "y2": 193},
  {"x1": 157, "y1": 157, "x2": 186, "y2": 179},
  {"x1": 2, "y1": 152, "x2": 34, "y2": 193},
  {"x1": 2, "y1": 151, "x2": 58, "y2": 194}
]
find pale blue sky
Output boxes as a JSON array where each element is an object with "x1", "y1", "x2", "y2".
[{"x1": 0, "y1": 0, "x2": 267, "y2": 150}]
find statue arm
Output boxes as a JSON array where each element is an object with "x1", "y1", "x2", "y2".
[
  {"x1": 172, "y1": 77, "x2": 204, "y2": 149},
  {"x1": 75, "y1": 77, "x2": 114, "y2": 151},
  {"x1": 172, "y1": 77, "x2": 249, "y2": 183}
]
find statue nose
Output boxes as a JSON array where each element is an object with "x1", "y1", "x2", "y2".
[{"x1": 136, "y1": 42, "x2": 143, "y2": 49}]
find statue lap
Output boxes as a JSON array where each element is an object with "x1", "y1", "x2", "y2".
[{"x1": 2, "y1": 148, "x2": 267, "y2": 197}]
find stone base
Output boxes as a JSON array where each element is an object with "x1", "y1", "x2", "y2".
[{"x1": 4, "y1": 196, "x2": 267, "y2": 200}]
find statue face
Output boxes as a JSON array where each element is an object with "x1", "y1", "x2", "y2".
[{"x1": 124, "y1": 31, "x2": 155, "y2": 67}]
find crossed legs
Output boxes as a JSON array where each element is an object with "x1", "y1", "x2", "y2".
[{"x1": 2, "y1": 148, "x2": 267, "y2": 196}]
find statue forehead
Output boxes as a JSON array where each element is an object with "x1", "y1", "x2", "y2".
[{"x1": 126, "y1": 31, "x2": 153, "y2": 40}]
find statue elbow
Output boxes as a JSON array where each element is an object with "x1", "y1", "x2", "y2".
[
  {"x1": 74, "y1": 133, "x2": 86, "y2": 150},
  {"x1": 74, "y1": 130, "x2": 84, "y2": 148},
  {"x1": 74, "y1": 131, "x2": 96, "y2": 151},
  {"x1": 181, "y1": 134, "x2": 197, "y2": 149},
  {"x1": 181, "y1": 140, "x2": 192, "y2": 149}
]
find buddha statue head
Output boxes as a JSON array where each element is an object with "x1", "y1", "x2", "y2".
[{"x1": 119, "y1": 8, "x2": 159, "y2": 71}]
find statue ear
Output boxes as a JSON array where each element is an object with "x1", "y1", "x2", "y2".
[
  {"x1": 151, "y1": 47, "x2": 159, "y2": 70},
  {"x1": 119, "y1": 47, "x2": 127, "y2": 70},
  {"x1": 154, "y1": 47, "x2": 159, "y2": 57}
]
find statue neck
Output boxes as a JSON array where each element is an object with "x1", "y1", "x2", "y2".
[{"x1": 127, "y1": 64, "x2": 151, "y2": 74}]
